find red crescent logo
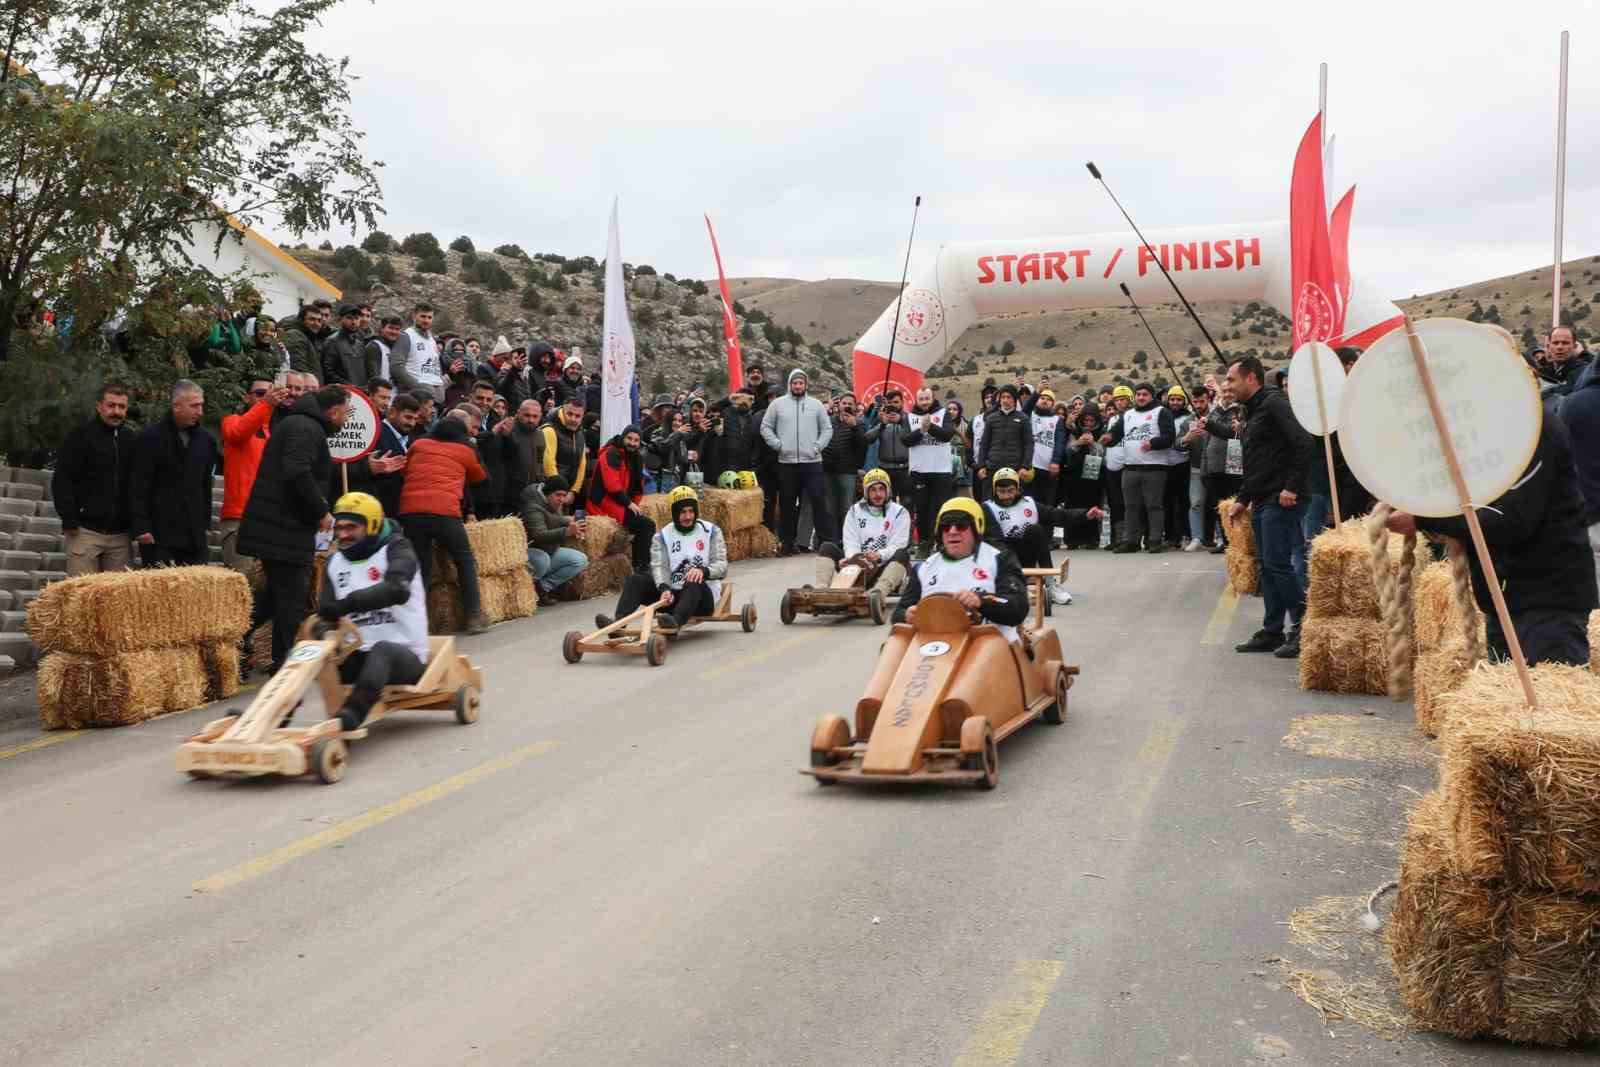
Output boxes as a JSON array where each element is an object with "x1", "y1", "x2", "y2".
[
  {"x1": 696, "y1": 540, "x2": 705, "y2": 551},
  {"x1": 1023, "y1": 508, "x2": 1033, "y2": 518},
  {"x1": 972, "y1": 568, "x2": 989, "y2": 581},
  {"x1": 367, "y1": 566, "x2": 381, "y2": 581}
]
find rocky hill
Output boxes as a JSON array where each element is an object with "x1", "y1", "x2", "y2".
[{"x1": 294, "y1": 233, "x2": 1597, "y2": 407}]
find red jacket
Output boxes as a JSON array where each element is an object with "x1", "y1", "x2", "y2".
[
  {"x1": 589, "y1": 441, "x2": 642, "y2": 522},
  {"x1": 398, "y1": 419, "x2": 487, "y2": 518},
  {"x1": 219, "y1": 400, "x2": 274, "y2": 521}
]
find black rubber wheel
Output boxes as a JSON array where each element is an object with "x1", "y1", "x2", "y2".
[
  {"x1": 1043, "y1": 592, "x2": 1054, "y2": 617},
  {"x1": 741, "y1": 602, "x2": 758, "y2": 633},
  {"x1": 779, "y1": 590, "x2": 796, "y2": 626},
  {"x1": 646, "y1": 633, "x2": 669, "y2": 667},
  {"x1": 186, "y1": 770, "x2": 212, "y2": 780},
  {"x1": 310, "y1": 737, "x2": 347, "y2": 784},
  {"x1": 867, "y1": 589, "x2": 886, "y2": 625},
  {"x1": 959, "y1": 718, "x2": 998, "y2": 790},
  {"x1": 562, "y1": 631, "x2": 584, "y2": 663},
  {"x1": 1042, "y1": 669, "x2": 1068, "y2": 725},
  {"x1": 225, "y1": 708, "x2": 243, "y2": 718},
  {"x1": 454, "y1": 684, "x2": 480, "y2": 725}
]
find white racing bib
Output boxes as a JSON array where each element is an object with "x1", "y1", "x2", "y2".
[
  {"x1": 324, "y1": 543, "x2": 430, "y2": 662},
  {"x1": 907, "y1": 409, "x2": 952, "y2": 474},
  {"x1": 659, "y1": 519, "x2": 722, "y2": 600},
  {"x1": 983, "y1": 496, "x2": 1040, "y2": 539},
  {"x1": 914, "y1": 542, "x2": 1016, "y2": 642},
  {"x1": 1120, "y1": 407, "x2": 1172, "y2": 465},
  {"x1": 404, "y1": 327, "x2": 442, "y2": 386},
  {"x1": 1030, "y1": 411, "x2": 1059, "y2": 469},
  {"x1": 847, "y1": 500, "x2": 909, "y2": 557}
]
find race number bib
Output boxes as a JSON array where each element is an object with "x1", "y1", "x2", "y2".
[{"x1": 1225, "y1": 438, "x2": 1244, "y2": 476}]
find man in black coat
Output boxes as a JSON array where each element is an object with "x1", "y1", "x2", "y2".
[
  {"x1": 821, "y1": 396, "x2": 868, "y2": 544},
  {"x1": 320, "y1": 304, "x2": 369, "y2": 387},
  {"x1": 128, "y1": 379, "x2": 218, "y2": 567},
  {"x1": 54, "y1": 382, "x2": 135, "y2": 576},
  {"x1": 239, "y1": 386, "x2": 349, "y2": 670},
  {"x1": 503, "y1": 398, "x2": 546, "y2": 507}
]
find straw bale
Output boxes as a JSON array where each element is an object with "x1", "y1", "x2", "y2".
[
  {"x1": 1413, "y1": 642, "x2": 1479, "y2": 737},
  {"x1": 565, "y1": 552, "x2": 632, "y2": 601},
  {"x1": 1440, "y1": 664, "x2": 1600, "y2": 893},
  {"x1": 426, "y1": 584, "x2": 464, "y2": 634},
  {"x1": 1591, "y1": 610, "x2": 1600, "y2": 674},
  {"x1": 481, "y1": 569, "x2": 536, "y2": 622},
  {"x1": 1307, "y1": 521, "x2": 1431, "y2": 622},
  {"x1": 1413, "y1": 561, "x2": 1455, "y2": 650},
  {"x1": 1224, "y1": 548, "x2": 1258, "y2": 597},
  {"x1": 1387, "y1": 791, "x2": 1506, "y2": 1038},
  {"x1": 638, "y1": 493, "x2": 672, "y2": 530},
  {"x1": 1217, "y1": 498, "x2": 1255, "y2": 557},
  {"x1": 1297, "y1": 615, "x2": 1389, "y2": 695},
  {"x1": 26, "y1": 566, "x2": 251, "y2": 656},
  {"x1": 726, "y1": 524, "x2": 779, "y2": 562},
  {"x1": 200, "y1": 640, "x2": 242, "y2": 700},
  {"x1": 699, "y1": 488, "x2": 763, "y2": 532},
  {"x1": 36, "y1": 646, "x2": 209, "y2": 729},
  {"x1": 465, "y1": 517, "x2": 529, "y2": 576},
  {"x1": 1499, "y1": 895, "x2": 1600, "y2": 1045},
  {"x1": 565, "y1": 514, "x2": 628, "y2": 561}
]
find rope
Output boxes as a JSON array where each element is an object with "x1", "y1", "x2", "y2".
[
  {"x1": 1445, "y1": 537, "x2": 1485, "y2": 662},
  {"x1": 1366, "y1": 504, "x2": 1415, "y2": 700},
  {"x1": 1362, "y1": 879, "x2": 1399, "y2": 931}
]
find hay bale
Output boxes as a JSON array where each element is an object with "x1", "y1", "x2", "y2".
[
  {"x1": 1590, "y1": 610, "x2": 1600, "y2": 674},
  {"x1": 1414, "y1": 560, "x2": 1456, "y2": 650},
  {"x1": 699, "y1": 488, "x2": 763, "y2": 532},
  {"x1": 1306, "y1": 521, "x2": 1431, "y2": 622},
  {"x1": 1224, "y1": 549, "x2": 1258, "y2": 596},
  {"x1": 36, "y1": 646, "x2": 210, "y2": 729},
  {"x1": 638, "y1": 493, "x2": 672, "y2": 530},
  {"x1": 1217, "y1": 497, "x2": 1255, "y2": 556},
  {"x1": 1387, "y1": 791, "x2": 1506, "y2": 1038},
  {"x1": 26, "y1": 566, "x2": 251, "y2": 656},
  {"x1": 1499, "y1": 895, "x2": 1600, "y2": 1045},
  {"x1": 565, "y1": 513, "x2": 628, "y2": 561},
  {"x1": 481, "y1": 569, "x2": 536, "y2": 622},
  {"x1": 465, "y1": 517, "x2": 529, "y2": 575},
  {"x1": 1440, "y1": 664, "x2": 1600, "y2": 893},
  {"x1": 1414, "y1": 642, "x2": 1480, "y2": 737},
  {"x1": 200, "y1": 640, "x2": 242, "y2": 701},
  {"x1": 726, "y1": 524, "x2": 779, "y2": 562},
  {"x1": 1297, "y1": 615, "x2": 1389, "y2": 695},
  {"x1": 565, "y1": 552, "x2": 632, "y2": 601}
]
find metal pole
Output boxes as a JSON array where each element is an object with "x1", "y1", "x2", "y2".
[
  {"x1": 1318, "y1": 63, "x2": 1327, "y2": 142},
  {"x1": 1552, "y1": 31, "x2": 1569, "y2": 330},
  {"x1": 879, "y1": 196, "x2": 923, "y2": 398}
]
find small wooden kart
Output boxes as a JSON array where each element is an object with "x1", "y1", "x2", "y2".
[
  {"x1": 561, "y1": 582, "x2": 757, "y2": 667},
  {"x1": 1023, "y1": 559, "x2": 1069, "y2": 620},
  {"x1": 779, "y1": 559, "x2": 891, "y2": 626},
  {"x1": 176, "y1": 617, "x2": 484, "y2": 785},
  {"x1": 801, "y1": 593, "x2": 1077, "y2": 789}
]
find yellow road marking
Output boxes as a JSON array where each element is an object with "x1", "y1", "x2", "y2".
[
  {"x1": 697, "y1": 630, "x2": 826, "y2": 681},
  {"x1": 955, "y1": 959, "x2": 1066, "y2": 1066},
  {"x1": 1200, "y1": 585, "x2": 1240, "y2": 645},
  {"x1": 194, "y1": 740, "x2": 560, "y2": 892},
  {"x1": 0, "y1": 731, "x2": 85, "y2": 759}
]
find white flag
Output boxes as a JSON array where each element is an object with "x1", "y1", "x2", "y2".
[{"x1": 600, "y1": 198, "x2": 637, "y2": 442}]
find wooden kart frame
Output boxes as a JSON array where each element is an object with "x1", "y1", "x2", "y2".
[
  {"x1": 561, "y1": 581, "x2": 757, "y2": 667},
  {"x1": 175, "y1": 617, "x2": 484, "y2": 784},
  {"x1": 1022, "y1": 559, "x2": 1069, "y2": 624},
  {"x1": 801, "y1": 580, "x2": 1078, "y2": 790},
  {"x1": 778, "y1": 560, "x2": 893, "y2": 626}
]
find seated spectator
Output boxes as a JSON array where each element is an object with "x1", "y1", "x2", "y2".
[
  {"x1": 590, "y1": 424, "x2": 654, "y2": 573},
  {"x1": 520, "y1": 475, "x2": 590, "y2": 602}
]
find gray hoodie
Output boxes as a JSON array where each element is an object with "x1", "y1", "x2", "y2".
[{"x1": 759, "y1": 369, "x2": 833, "y2": 464}]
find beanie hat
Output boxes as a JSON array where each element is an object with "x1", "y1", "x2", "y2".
[
  {"x1": 788, "y1": 368, "x2": 807, "y2": 385},
  {"x1": 543, "y1": 475, "x2": 570, "y2": 494}
]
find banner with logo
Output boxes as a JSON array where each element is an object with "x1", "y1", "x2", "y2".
[{"x1": 600, "y1": 198, "x2": 637, "y2": 442}]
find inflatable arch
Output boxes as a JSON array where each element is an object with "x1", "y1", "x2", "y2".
[{"x1": 850, "y1": 221, "x2": 1404, "y2": 400}]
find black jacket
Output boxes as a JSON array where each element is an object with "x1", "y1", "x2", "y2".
[
  {"x1": 1560, "y1": 360, "x2": 1600, "y2": 524},
  {"x1": 321, "y1": 328, "x2": 368, "y2": 387},
  {"x1": 503, "y1": 422, "x2": 545, "y2": 504},
  {"x1": 238, "y1": 393, "x2": 335, "y2": 564},
  {"x1": 712, "y1": 406, "x2": 760, "y2": 473},
  {"x1": 891, "y1": 547, "x2": 1031, "y2": 629},
  {"x1": 1417, "y1": 416, "x2": 1598, "y2": 619},
  {"x1": 822, "y1": 416, "x2": 868, "y2": 475},
  {"x1": 473, "y1": 427, "x2": 509, "y2": 515},
  {"x1": 128, "y1": 415, "x2": 218, "y2": 550},
  {"x1": 53, "y1": 415, "x2": 134, "y2": 533},
  {"x1": 1238, "y1": 385, "x2": 1312, "y2": 504},
  {"x1": 978, "y1": 407, "x2": 1032, "y2": 471}
]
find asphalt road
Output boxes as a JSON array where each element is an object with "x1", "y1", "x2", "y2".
[{"x1": 1, "y1": 549, "x2": 1590, "y2": 1065}]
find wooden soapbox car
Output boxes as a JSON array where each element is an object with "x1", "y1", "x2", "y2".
[
  {"x1": 778, "y1": 558, "x2": 891, "y2": 626},
  {"x1": 800, "y1": 583, "x2": 1076, "y2": 790},
  {"x1": 561, "y1": 581, "x2": 757, "y2": 667},
  {"x1": 175, "y1": 617, "x2": 484, "y2": 784}
]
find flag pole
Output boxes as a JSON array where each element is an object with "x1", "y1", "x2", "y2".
[
  {"x1": 879, "y1": 196, "x2": 922, "y2": 399},
  {"x1": 1552, "y1": 30, "x2": 1570, "y2": 330}
]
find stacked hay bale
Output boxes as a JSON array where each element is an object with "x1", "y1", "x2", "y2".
[
  {"x1": 1410, "y1": 547, "x2": 1487, "y2": 736},
  {"x1": 426, "y1": 517, "x2": 536, "y2": 631},
  {"x1": 1298, "y1": 518, "x2": 1425, "y2": 697},
  {"x1": 1216, "y1": 498, "x2": 1257, "y2": 596},
  {"x1": 634, "y1": 488, "x2": 775, "y2": 563},
  {"x1": 27, "y1": 568, "x2": 251, "y2": 729},
  {"x1": 563, "y1": 513, "x2": 633, "y2": 601},
  {"x1": 1389, "y1": 664, "x2": 1600, "y2": 1045}
]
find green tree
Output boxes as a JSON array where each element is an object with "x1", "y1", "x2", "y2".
[
  {"x1": 493, "y1": 243, "x2": 527, "y2": 260},
  {"x1": 416, "y1": 252, "x2": 447, "y2": 275},
  {"x1": 1041, "y1": 335, "x2": 1058, "y2": 349},
  {"x1": 519, "y1": 286, "x2": 542, "y2": 312},
  {"x1": 649, "y1": 369, "x2": 668, "y2": 394},
  {"x1": 361, "y1": 232, "x2": 393, "y2": 254},
  {"x1": 739, "y1": 322, "x2": 755, "y2": 342},
  {"x1": 372, "y1": 256, "x2": 396, "y2": 284},
  {"x1": 465, "y1": 292, "x2": 493, "y2": 324},
  {"x1": 450, "y1": 235, "x2": 475, "y2": 253},
  {"x1": 401, "y1": 233, "x2": 441, "y2": 257},
  {"x1": 1133, "y1": 351, "x2": 1148, "y2": 365},
  {"x1": 459, "y1": 250, "x2": 478, "y2": 271},
  {"x1": 1000, "y1": 339, "x2": 1016, "y2": 356}
]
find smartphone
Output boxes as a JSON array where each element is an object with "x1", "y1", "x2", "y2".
[{"x1": 574, "y1": 508, "x2": 587, "y2": 522}]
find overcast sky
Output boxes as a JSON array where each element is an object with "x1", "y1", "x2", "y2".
[{"x1": 288, "y1": 0, "x2": 1595, "y2": 304}]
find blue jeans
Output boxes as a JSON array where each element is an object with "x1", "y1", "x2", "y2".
[
  {"x1": 527, "y1": 546, "x2": 589, "y2": 589},
  {"x1": 655, "y1": 470, "x2": 679, "y2": 493},
  {"x1": 1188, "y1": 470, "x2": 1205, "y2": 542},
  {"x1": 1296, "y1": 492, "x2": 1331, "y2": 587},
  {"x1": 1252, "y1": 499, "x2": 1308, "y2": 635}
]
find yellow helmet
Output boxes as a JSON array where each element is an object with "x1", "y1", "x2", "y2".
[
  {"x1": 1037, "y1": 388, "x2": 1056, "y2": 402},
  {"x1": 332, "y1": 491, "x2": 384, "y2": 535},
  {"x1": 667, "y1": 484, "x2": 700, "y2": 522},
  {"x1": 936, "y1": 496, "x2": 986, "y2": 535},
  {"x1": 862, "y1": 468, "x2": 892, "y2": 494},
  {"x1": 735, "y1": 470, "x2": 758, "y2": 490},
  {"x1": 1112, "y1": 385, "x2": 1134, "y2": 400},
  {"x1": 992, "y1": 467, "x2": 1021, "y2": 488},
  {"x1": 1168, "y1": 385, "x2": 1186, "y2": 399}
]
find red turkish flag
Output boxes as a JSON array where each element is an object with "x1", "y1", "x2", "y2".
[
  {"x1": 704, "y1": 214, "x2": 743, "y2": 392},
  {"x1": 1327, "y1": 185, "x2": 1356, "y2": 341},
  {"x1": 1290, "y1": 115, "x2": 1340, "y2": 347}
]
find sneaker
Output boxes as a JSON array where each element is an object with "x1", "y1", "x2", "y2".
[
  {"x1": 1183, "y1": 540, "x2": 1201, "y2": 553},
  {"x1": 465, "y1": 614, "x2": 491, "y2": 635},
  {"x1": 1049, "y1": 582, "x2": 1074, "y2": 606},
  {"x1": 1235, "y1": 629, "x2": 1285, "y2": 653},
  {"x1": 1273, "y1": 629, "x2": 1302, "y2": 658},
  {"x1": 594, "y1": 613, "x2": 614, "y2": 630},
  {"x1": 1209, "y1": 544, "x2": 1227, "y2": 555},
  {"x1": 778, "y1": 544, "x2": 796, "y2": 558}
]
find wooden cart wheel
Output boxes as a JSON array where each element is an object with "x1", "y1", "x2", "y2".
[
  {"x1": 1042, "y1": 668, "x2": 1069, "y2": 725},
  {"x1": 562, "y1": 631, "x2": 584, "y2": 664},
  {"x1": 186, "y1": 770, "x2": 212, "y2": 780},
  {"x1": 646, "y1": 633, "x2": 669, "y2": 667},
  {"x1": 959, "y1": 716, "x2": 998, "y2": 790},
  {"x1": 741, "y1": 601, "x2": 758, "y2": 633},
  {"x1": 867, "y1": 589, "x2": 886, "y2": 625},
  {"x1": 310, "y1": 737, "x2": 347, "y2": 784},
  {"x1": 779, "y1": 590, "x2": 796, "y2": 626},
  {"x1": 454, "y1": 684, "x2": 480, "y2": 725},
  {"x1": 810, "y1": 714, "x2": 851, "y2": 784}
]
